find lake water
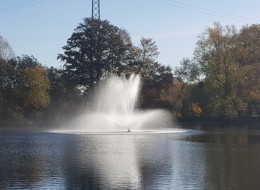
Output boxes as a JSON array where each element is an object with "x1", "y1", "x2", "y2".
[{"x1": 1, "y1": 124, "x2": 260, "y2": 190}]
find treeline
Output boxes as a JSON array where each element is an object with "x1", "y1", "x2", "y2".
[
  {"x1": 174, "y1": 22, "x2": 260, "y2": 121},
  {"x1": 1, "y1": 19, "x2": 260, "y2": 127},
  {"x1": 0, "y1": 18, "x2": 173, "y2": 127}
]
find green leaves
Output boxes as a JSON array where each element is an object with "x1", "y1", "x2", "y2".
[
  {"x1": 58, "y1": 18, "x2": 133, "y2": 90},
  {"x1": 174, "y1": 58, "x2": 202, "y2": 83},
  {"x1": 176, "y1": 23, "x2": 260, "y2": 119}
]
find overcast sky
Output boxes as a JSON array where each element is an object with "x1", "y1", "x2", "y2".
[{"x1": 1, "y1": 0, "x2": 260, "y2": 69}]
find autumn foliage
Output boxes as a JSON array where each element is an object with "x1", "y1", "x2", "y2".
[
  {"x1": 174, "y1": 23, "x2": 260, "y2": 120},
  {"x1": 1, "y1": 20, "x2": 260, "y2": 126},
  {"x1": 21, "y1": 67, "x2": 50, "y2": 110}
]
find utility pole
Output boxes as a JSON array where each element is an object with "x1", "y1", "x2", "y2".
[{"x1": 92, "y1": 0, "x2": 100, "y2": 20}]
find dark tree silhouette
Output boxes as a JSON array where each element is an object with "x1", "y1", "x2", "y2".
[{"x1": 58, "y1": 18, "x2": 133, "y2": 91}]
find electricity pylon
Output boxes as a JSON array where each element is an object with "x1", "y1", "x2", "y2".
[
  {"x1": 92, "y1": 0, "x2": 100, "y2": 20},
  {"x1": 89, "y1": 0, "x2": 100, "y2": 90}
]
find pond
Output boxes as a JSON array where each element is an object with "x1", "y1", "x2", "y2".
[{"x1": 1, "y1": 124, "x2": 260, "y2": 190}]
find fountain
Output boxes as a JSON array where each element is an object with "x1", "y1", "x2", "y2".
[{"x1": 53, "y1": 74, "x2": 185, "y2": 134}]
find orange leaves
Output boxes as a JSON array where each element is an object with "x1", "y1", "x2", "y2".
[
  {"x1": 192, "y1": 103, "x2": 202, "y2": 117},
  {"x1": 21, "y1": 66, "x2": 50, "y2": 110}
]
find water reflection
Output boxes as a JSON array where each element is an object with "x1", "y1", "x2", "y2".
[
  {"x1": 63, "y1": 135, "x2": 141, "y2": 189},
  {"x1": 185, "y1": 126, "x2": 260, "y2": 145},
  {"x1": 1, "y1": 127, "x2": 260, "y2": 189},
  {"x1": 62, "y1": 134, "x2": 186, "y2": 189},
  {"x1": 182, "y1": 124, "x2": 260, "y2": 190},
  {"x1": 0, "y1": 132, "x2": 67, "y2": 189}
]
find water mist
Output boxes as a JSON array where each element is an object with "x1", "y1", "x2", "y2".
[{"x1": 57, "y1": 74, "x2": 178, "y2": 133}]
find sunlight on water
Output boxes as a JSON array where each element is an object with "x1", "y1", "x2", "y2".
[{"x1": 50, "y1": 129, "x2": 187, "y2": 135}]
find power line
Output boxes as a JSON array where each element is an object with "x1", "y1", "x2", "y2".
[
  {"x1": 206, "y1": 0, "x2": 260, "y2": 14},
  {"x1": 0, "y1": 0, "x2": 49, "y2": 14},
  {"x1": 165, "y1": 0, "x2": 259, "y2": 22},
  {"x1": 0, "y1": 0, "x2": 38, "y2": 10},
  {"x1": 150, "y1": 0, "x2": 260, "y2": 23}
]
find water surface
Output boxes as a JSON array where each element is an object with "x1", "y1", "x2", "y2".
[{"x1": 1, "y1": 124, "x2": 260, "y2": 189}]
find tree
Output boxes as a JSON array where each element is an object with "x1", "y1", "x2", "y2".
[
  {"x1": 58, "y1": 18, "x2": 133, "y2": 91},
  {"x1": 174, "y1": 58, "x2": 202, "y2": 83},
  {"x1": 126, "y1": 37, "x2": 174, "y2": 108},
  {"x1": 126, "y1": 37, "x2": 160, "y2": 75},
  {"x1": 0, "y1": 35, "x2": 14, "y2": 61},
  {"x1": 16, "y1": 56, "x2": 50, "y2": 111},
  {"x1": 12, "y1": 55, "x2": 50, "y2": 125},
  {"x1": 0, "y1": 55, "x2": 51, "y2": 126},
  {"x1": 0, "y1": 37, "x2": 16, "y2": 122},
  {"x1": 45, "y1": 66, "x2": 84, "y2": 125},
  {"x1": 177, "y1": 23, "x2": 260, "y2": 119},
  {"x1": 140, "y1": 37, "x2": 159, "y2": 63},
  {"x1": 194, "y1": 22, "x2": 247, "y2": 118},
  {"x1": 15, "y1": 55, "x2": 41, "y2": 70},
  {"x1": 237, "y1": 24, "x2": 260, "y2": 66},
  {"x1": 236, "y1": 25, "x2": 260, "y2": 116},
  {"x1": 20, "y1": 66, "x2": 50, "y2": 111},
  {"x1": 160, "y1": 79, "x2": 185, "y2": 117},
  {"x1": 245, "y1": 65, "x2": 260, "y2": 115},
  {"x1": 0, "y1": 58, "x2": 17, "y2": 123}
]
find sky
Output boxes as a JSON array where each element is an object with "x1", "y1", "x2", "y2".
[{"x1": 1, "y1": 0, "x2": 260, "y2": 69}]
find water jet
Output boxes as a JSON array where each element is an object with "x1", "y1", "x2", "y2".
[{"x1": 52, "y1": 74, "x2": 185, "y2": 134}]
